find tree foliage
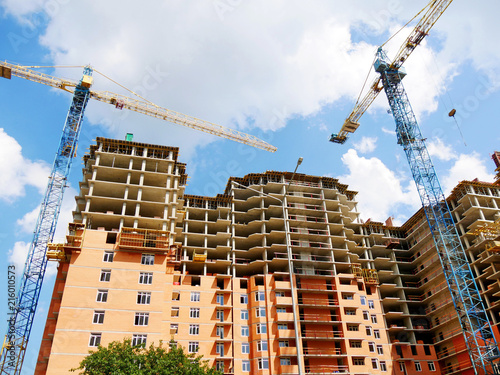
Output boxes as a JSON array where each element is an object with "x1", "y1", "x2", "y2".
[{"x1": 71, "y1": 339, "x2": 222, "y2": 375}]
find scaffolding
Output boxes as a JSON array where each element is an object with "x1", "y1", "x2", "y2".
[{"x1": 116, "y1": 227, "x2": 169, "y2": 251}]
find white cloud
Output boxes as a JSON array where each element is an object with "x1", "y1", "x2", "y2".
[
  {"x1": 427, "y1": 137, "x2": 457, "y2": 161},
  {"x1": 2, "y1": 1, "x2": 475, "y2": 156},
  {"x1": 0, "y1": 128, "x2": 51, "y2": 202},
  {"x1": 441, "y1": 152, "x2": 495, "y2": 195},
  {"x1": 381, "y1": 127, "x2": 396, "y2": 136},
  {"x1": 353, "y1": 136, "x2": 377, "y2": 154},
  {"x1": 338, "y1": 149, "x2": 420, "y2": 222}
]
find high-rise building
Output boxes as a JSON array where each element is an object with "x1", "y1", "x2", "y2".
[{"x1": 35, "y1": 137, "x2": 500, "y2": 375}]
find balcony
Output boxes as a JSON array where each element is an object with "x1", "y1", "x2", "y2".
[
  {"x1": 303, "y1": 347, "x2": 344, "y2": 356},
  {"x1": 116, "y1": 227, "x2": 169, "y2": 252},
  {"x1": 302, "y1": 331, "x2": 343, "y2": 339},
  {"x1": 279, "y1": 364, "x2": 300, "y2": 374},
  {"x1": 304, "y1": 365, "x2": 348, "y2": 374},
  {"x1": 277, "y1": 329, "x2": 296, "y2": 339}
]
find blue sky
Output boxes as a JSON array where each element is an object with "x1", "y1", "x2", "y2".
[{"x1": 1, "y1": 1, "x2": 500, "y2": 373}]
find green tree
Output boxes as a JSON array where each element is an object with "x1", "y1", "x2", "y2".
[{"x1": 71, "y1": 339, "x2": 223, "y2": 375}]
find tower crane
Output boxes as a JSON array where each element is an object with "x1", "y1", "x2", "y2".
[
  {"x1": 330, "y1": 1, "x2": 500, "y2": 374},
  {"x1": 0, "y1": 61, "x2": 277, "y2": 375}
]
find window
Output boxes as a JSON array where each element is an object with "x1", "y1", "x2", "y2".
[
  {"x1": 363, "y1": 310, "x2": 369, "y2": 320},
  {"x1": 169, "y1": 340, "x2": 177, "y2": 348},
  {"x1": 255, "y1": 291, "x2": 265, "y2": 301},
  {"x1": 353, "y1": 358, "x2": 365, "y2": 366},
  {"x1": 240, "y1": 294, "x2": 248, "y2": 304},
  {"x1": 371, "y1": 314, "x2": 378, "y2": 323},
  {"x1": 368, "y1": 300, "x2": 375, "y2": 309},
  {"x1": 191, "y1": 291, "x2": 200, "y2": 302},
  {"x1": 96, "y1": 289, "x2": 108, "y2": 303},
  {"x1": 256, "y1": 323, "x2": 267, "y2": 334},
  {"x1": 278, "y1": 324, "x2": 288, "y2": 330},
  {"x1": 374, "y1": 329, "x2": 380, "y2": 339},
  {"x1": 190, "y1": 308, "x2": 200, "y2": 318},
  {"x1": 350, "y1": 340, "x2": 362, "y2": 348},
  {"x1": 216, "y1": 360, "x2": 224, "y2": 371},
  {"x1": 170, "y1": 323, "x2": 178, "y2": 334},
  {"x1": 241, "y1": 326, "x2": 249, "y2": 337},
  {"x1": 171, "y1": 307, "x2": 179, "y2": 317},
  {"x1": 89, "y1": 333, "x2": 101, "y2": 347},
  {"x1": 216, "y1": 310, "x2": 224, "y2": 322},
  {"x1": 242, "y1": 360, "x2": 250, "y2": 372},
  {"x1": 342, "y1": 293, "x2": 354, "y2": 300},
  {"x1": 399, "y1": 363, "x2": 406, "y2": 372},
  {"x1": 360, "y1": 296, "x2": 366, "y2": 305},
  {"x1": 368, "y1": 342, "x2": 375, "y2": 352},
  {"x1": 347, "y1": 324, "x2": 359, "y2": 331},
  {"x1": 366, "y1": 326, "x2": 372, "y2": 336},
  {"x1": 172, "y1": 290, "x2": 180, "y2": 301},
  {"x1": 188, "y1": 342, "x2": 199, "y2": 353},
  {"x1": 257, "y1": 340, "x2": 268, "y2": 352},
  {"x1": 276, "y1": 307, "x2": 286, "y2": 313},
  {"x1": 258, "y1": 358, "x2": 269, "y2": 370},
  {"x1": 280, "y1": 358, "x2": 291, "y2": 366},
  {"x1": 216, "y1": 294, "x2": 224, "y2": 306},
  {"x1": 279, "y1": 340, "x2": 290, "y2": 347},
  {"x1": 415, "y1": 361, "x2": 422, "y2": 372},
  {"x1": 189, "y1": 324, "x2": 199, "y2": 335},
  {"x1": 100, "y1": 269, "x2": 111, "y2": 282},
  {"x1": 242, "y1": 342, "x2": 250, "y2": 354},
  {"x1": 276, "y1": 291, "x2": 285, "y2": 297},
  {"x1": 216, "y1": 326, "x2": 224, "y2": 338},
  {"x1": 427, "y1": 362, "x2": 436, "y2": 371},
  {"x1": 132, "y1": 334, "x2": 147, "y2": 347},
  {"x1": 256, "y1": 307, "x2": 266, "y2": 317},
  {"x1": 380, "y1": 361, "x2": 387, "y2": 371},
  {"x1": 372, "y1": 358, "x2": 379, "y2": 370},
  {"x1": 93, "y1": 311, "x2": 105, "y2": 324},
  {"x1": 241, "y1": 310, "x2": 249, "y2": 320},
  {"x1": 141, "y1": 253, "x2": 155, "y2": 265},
  {"x1": 377, "y1": 345, "x2": 384, "y2": 354},
  {"x1": 137, "y1": 291, "x2": 151, "y2": 305},
  {"x1": 139, "y1": 272, "x2": 153, "y2": 284},
  {"x1": 345, "y1": 308, "x2": 356, "y2": 315},
  {"x1": 134, "y1": 312, "x2": 149, "y2": 326},
  {"x1": 103, "y1": 251, "x2": 114, "y2": 262},
  {"x1": 216, "y1": 343, "x2": 224, "y2": 356}
]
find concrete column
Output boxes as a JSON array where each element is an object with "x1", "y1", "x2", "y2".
[
  {"x1": 137, "y1": 188, "x2": 143, "y2": 201},
  {"x1": 121, "y1": 202, "x2": 127, "y2": 216},
  {"x1": 126, "y1": 172, "x2": 132, "y2": 185},
  {"x1": 129, "y1": 158, "x2": 134, "y2": 170}
]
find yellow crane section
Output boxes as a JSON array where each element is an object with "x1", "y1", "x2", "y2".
[
  {"x1": 0, "y1": 61, "x2": 277, "y2": 153},
  {"x1": 330, "y1": 0, "x2": 454, "y2": 144}
]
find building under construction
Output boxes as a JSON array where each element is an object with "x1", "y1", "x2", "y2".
[{"x1": 35, "y1": 138, "x2": 500, "y2": 374}]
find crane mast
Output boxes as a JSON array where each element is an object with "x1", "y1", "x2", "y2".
[
  {"x1": 330, "y1": 0, "x2": 500, "y2": 373},
  {"x1": 0, "y1": 67, "x2": 93, "y2": 375},
  {"x1": 375, "y1": 47, "x2": 499, "y2": 374}
]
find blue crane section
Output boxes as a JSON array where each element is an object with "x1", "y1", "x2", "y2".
[
  {"x1": 374, "y1": 47, "x2": 499, "y2": 375},
  {"x1": 0, "y1": 67, "x2": 93, "y2": 375}
]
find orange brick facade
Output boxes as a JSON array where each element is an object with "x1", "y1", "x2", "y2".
[{"x1": 35, "y1": 138, "x2": 500, "y2": 374}]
